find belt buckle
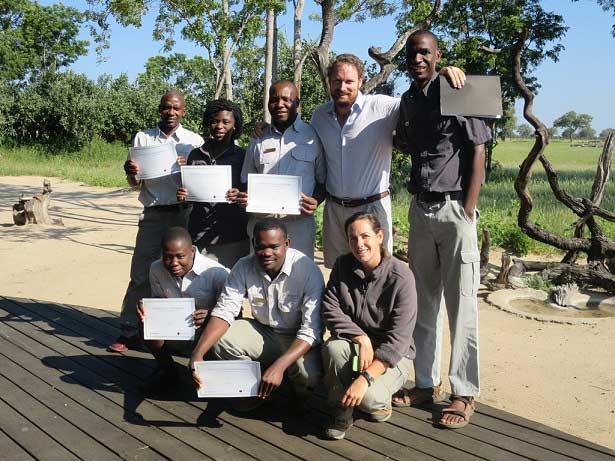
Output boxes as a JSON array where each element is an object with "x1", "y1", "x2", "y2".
[{"x1": 340, "y1": 199, "x2": 351, "y2": 207}]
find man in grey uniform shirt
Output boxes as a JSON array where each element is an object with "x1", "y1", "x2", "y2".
[
  {"x1": 240, "y1": 80, "x2": 326, "y2": 259},
  {"x1": 109, "y1": 90, "x2": 204, "y2": 353},
  {"x1": 392, "y1": 30, "x2": 491, "y2": 429}
]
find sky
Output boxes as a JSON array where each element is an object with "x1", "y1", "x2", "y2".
[{"x1": 41, "y1": 0, "x2": 615, "y2": 132}]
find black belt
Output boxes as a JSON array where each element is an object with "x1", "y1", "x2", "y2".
[
  {"x1": 415, "y1": 190, "x2": 463, "y2": 203},
  {"x1": 148, "y1": 202, "x2": 192, "y2": 212},
  {"x1": 327, "y1": 191, "x2": 389, "y2": 208}
]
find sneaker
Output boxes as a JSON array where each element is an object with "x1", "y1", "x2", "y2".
[
  {"x1": 365, "y1": 406, "x2": 392, "y2": 423},
  {"x1": 108, "y1": 335, "x2": 140, "y2": 353},
  {"x1": 323, "y1": 407, "x2": 353, "y2": 440}
]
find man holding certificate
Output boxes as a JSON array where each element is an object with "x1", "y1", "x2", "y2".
[
  {"x1": 239, "y1": 81, "x2": 326, "y2": 260},
  {"x1": 137, "y1": 227, "x2": 229, "y2": 394},
  {"x1": 109, "y1": 90, "x2": 204, "y2": 354},
  {"x1": 189, "y1": 218, "x2": 324, "y2": 407}
]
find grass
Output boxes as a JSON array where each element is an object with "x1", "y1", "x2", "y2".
[
  {"x1": 1, "y1": 138, "x2": 613, "y2": 255},
  {"x1": 0, "y1": 139, "x2": 127, "y2": 187},
  {"x1": 391, "y1": 138, "x2": 615, "y2": 255}
]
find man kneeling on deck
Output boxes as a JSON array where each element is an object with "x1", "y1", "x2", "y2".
[
  {"x1": 137, "y1": 227, "x2": 229, "y2": 394},
  {"x1": 189, "y1": 218, "x2": 324, "y2": 409}
]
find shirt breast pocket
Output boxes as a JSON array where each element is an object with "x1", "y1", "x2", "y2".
[
  {"x1": 277, "y1": 293, "x2": 302, "y2": 323},
  {"x1": 290, "y1": 146, "x2": 316, "y2": 176}
]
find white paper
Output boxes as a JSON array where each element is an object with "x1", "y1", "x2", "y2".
[
  {"x1": 142, "y1": 298, "x2": 195, "y2": 341},
  {"x1": 181, "y1": 165, "x2": 232, "y2": 203},
  {"x1": 246, "y1": 174, "x2": 301, "y2": 215},
  {"x1": 129, "y1": 143, "x2": 179, "y2": 180},
  {"x1": 194, "y1": 360, "x2": 261, "y2": 398}
]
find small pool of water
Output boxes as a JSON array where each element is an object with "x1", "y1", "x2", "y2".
[{"x1": 510, "y1": 299, "x2": 615, "y2": 318}]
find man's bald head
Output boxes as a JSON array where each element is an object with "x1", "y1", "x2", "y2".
[
  {"x1": 160, "y1": 90, "x2": 185, "y2": 107},
  {"x1": 268, "y1": 80, "x2": 299, "y2": 130},
  {"x1": 158, "y1": 90, "x2": 186, "y2": 135}
]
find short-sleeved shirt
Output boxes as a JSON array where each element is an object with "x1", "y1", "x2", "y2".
[
  {"x1": 186, "y1": 143, "x2": 249, "y2": 246},
  {"x1": 310, "y1": 92, "x2": 400, "y2": 199},
  {"x1": 241, "y1": 117, "x2": 326, "y2": 197},
  {"x1": 149, "y1": 249, "x2": 229, "y2": 310},
  {"x1": 210, "y1": 248, "x2": 324, "y2": 346},
  {"x1": 393, "y1": 75, "x2": 492, "y2": 194},
  {"x1": 131, "y1": 125, "x2": 204, "y2": 207}
]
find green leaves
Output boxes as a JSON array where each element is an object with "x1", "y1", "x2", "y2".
[{"x1": 0, "y1": 0, "x2": 88, "y2": 82}]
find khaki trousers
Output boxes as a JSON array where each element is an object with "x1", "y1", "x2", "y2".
[
  {"x1": 322, "y1": 195, "x2": 393, "y2": 268},
  {"x1": 322, "y1": 339, "x2": 412, "y2": 412},
  {"x1": 408, "y1": 197, "x2": 480, "y2": 396},
  {"x1": 213, "y1": 319, "x2": 321, "y2": 396},
  {"x1": 202, "y1": 239, "x2": 250, "y2": 270}
]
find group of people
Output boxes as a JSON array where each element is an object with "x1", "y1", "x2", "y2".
[{"x1": 109, "y1": 30, "x2": 491, "y2": 439}]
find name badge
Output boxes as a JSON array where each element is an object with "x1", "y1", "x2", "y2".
[{"x1": 264, "y1": 147, "x2": 276, "y2": 153}]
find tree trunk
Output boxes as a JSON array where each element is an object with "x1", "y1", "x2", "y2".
[
  {"x1": 222, "y1": 0, "x2": 233, "y2": 100},
  {"x1": 293, "y1": 0, "x2": 305, "y2": 97},
  {"x1": 263, "y1": 8, "x2": 275, "y2": 123}
]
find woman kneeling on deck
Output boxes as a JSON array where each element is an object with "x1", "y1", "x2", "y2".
[{"x1": 321, "y1": 212, "x2": 418, "y2": 440}]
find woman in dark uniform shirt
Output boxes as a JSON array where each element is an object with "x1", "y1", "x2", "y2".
[{"x1": 177, "y1": 99, "x2": 249, "y2": 269}]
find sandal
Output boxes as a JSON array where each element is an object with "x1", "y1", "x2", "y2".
[
  {"x1": 438, "y1": 395, "x2": 475, "y2": 429},
  {"x1": 392, "y1": 382, "x2": 445, "y2": 407}
]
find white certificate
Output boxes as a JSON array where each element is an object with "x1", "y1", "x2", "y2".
[
  {"x1": 194, "y1": 360, "x2": 261, "y2": 398},
  {"x1": 246, "y1": 174, "x2": 301, "y2": 215},
  {"x1": 142, "y1": 298, "x2": 195, "y2": 341},
  {"x1": 181, "y1": 165, "x2": 232, "y2": 203},
  {"x1": 129, "y1": 143, "x2": 179, "y2": 180}
]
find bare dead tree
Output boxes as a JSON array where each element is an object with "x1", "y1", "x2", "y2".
[
  {"x1": 509, "y1": 28, "x2": 615, "y2": 293},
  {"x1": 301, "y1": 0, "x2": 441, "y2": 97},
  {"x1": 362, "y1": 0, "x2": 441, "y2": 94}
]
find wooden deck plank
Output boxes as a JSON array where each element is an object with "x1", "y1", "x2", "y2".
[
  {"x1": 0, "y1": 399, "x2": 80, "y2": 461},
  {"x1": 0, "y1": 373, "x2": 124, "y2": 461},
  {"x1": 0, "y1": 302, "x2": 295, "y2": 461},
  {"x1": 475, "y1": 403, "x2": 615, "y2": 458},
  {"x1": 395, "y1": 406, "x2": 579, "y2": 461},
  {"x1": 1, "y1": 295, "x2": 613, "y2": 461},
  {"x1": 0, "y1": 429, "x2": 36, "y2": 461},
  {"x1": 0, "y1": 352, "x2": 166, "y2": 461},
  {"x1": 1, "y1": 297, "x2": 386, "y2": 460},
  {"x1": 0, "y1": 316, "x2": 246, "y2": 461}
]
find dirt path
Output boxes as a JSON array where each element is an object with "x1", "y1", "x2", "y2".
[{"x1": 2, "y1": 176, "x2": 614, "y2": 450}]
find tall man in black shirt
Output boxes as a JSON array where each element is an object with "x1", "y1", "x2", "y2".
[{"x1": 392, "y1": 30, "x2": 492, "y2": 429}]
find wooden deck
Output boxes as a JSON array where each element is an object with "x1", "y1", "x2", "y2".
[{"x1": 0, "y1": 295, "x2": 613, "y2": 461}]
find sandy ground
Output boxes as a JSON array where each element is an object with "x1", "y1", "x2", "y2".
[{"x1": 1, "y1": 176, "x2": 614, "y2": 450}]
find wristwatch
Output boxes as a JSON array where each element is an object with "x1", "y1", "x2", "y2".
[{"x1": 360, "y1": 371, "x2": 375, "y2": 387}]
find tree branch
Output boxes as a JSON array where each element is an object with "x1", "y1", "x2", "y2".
[{"x1": 362, "y1": 0, "x2": 441, "y2": 94}]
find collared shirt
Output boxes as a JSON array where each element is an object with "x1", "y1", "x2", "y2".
[
  {"x1": 131, "y1": 125, "x2": 204, "y2": 207},
  {"x1": 187, "y1": 143, "x2": 249, "y2": 246},
  {"x1": 310, "y1": 92, "x2": 400, "y2": 199},
  {"x1": 393, "y1": 74, "x2": 492, "y2": 194},
  {"x1": 241, "y1": 117, "x2": 326, "y2": 197},
  {"x1": 211, "y1": 248, "x2": 324, "y2": 345},
  {"x1": 149, "y1": 250, "x2": 230, "y2": 310}
]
